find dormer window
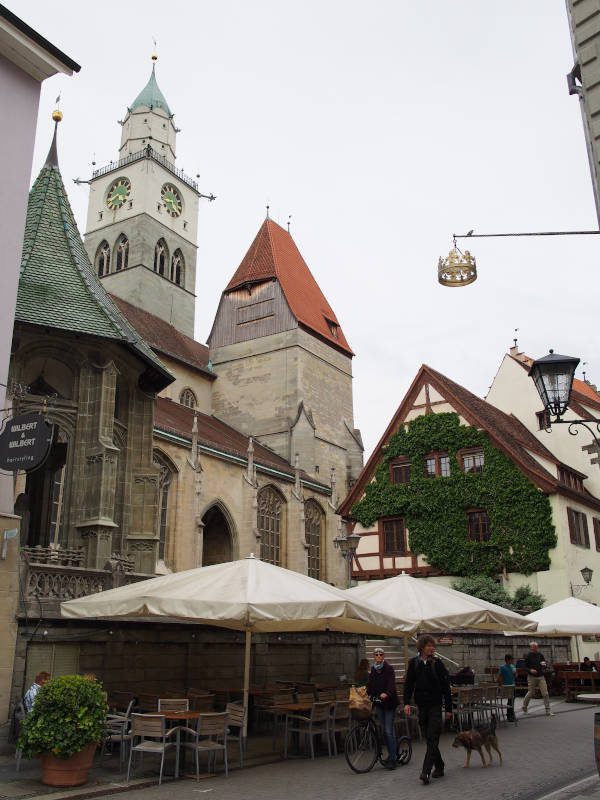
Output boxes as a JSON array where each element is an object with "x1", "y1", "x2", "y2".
[
  {"x1": 425, "y1": 452, "x2": 450, "y2": 478},
  {"x1": 390, "y1": 458, "x2": 411, "y2": 485},
  {"x1": 179, "y1": 388, "x2": 197, "y2": 409},
  {"x1": 326, "y1": 319, "x2": 338, "y2": 339},
  {"x1": 462, "y1": 448, "x2": 484, "y2": 474},
  {"x1": 558, "y1": 466, "x2": 584, "y2": 493}
]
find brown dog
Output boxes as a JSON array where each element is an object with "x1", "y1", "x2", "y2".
[{"x1": 452, "y1": 715, "x2": 503, "y2": 768}]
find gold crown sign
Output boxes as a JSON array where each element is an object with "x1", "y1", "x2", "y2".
[{"x1": 438, "y1": 248, "x2": 477, "y2": 287}]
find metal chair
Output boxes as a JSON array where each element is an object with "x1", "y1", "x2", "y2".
[
  {"x1": 225, "y1": 702, "x2": 247, "y2": 767},
  {"x1": 334, "y1": 687, "x2": 349, "y2": 700},
  {"x1": 101, "y1": 698, "x2": 136, "y2": 768},
  {"x1": 329, "y1": 700, "x2": 350, "y2": 756},
  {"x1": 191, "y1": 693, "x2": 215, "y2": 711},
  {"x1": 126, "y1": 714, "x2": 179, "y2": 785},
  {"x1": 180, "y1": 712, "x2": 229, "y2": 778},
  {"x1": 316, "y1": 689, "x2": 335, "y2": 702},
  {"x1": 158, "y1": 698, "x2": 189, "y2": 713},
  {"x1": 284, "y1": 701, "x2": 331, "y2": 759},
  {"x1": 295, "y1": 691, "x2": 316, "y2": 703}
]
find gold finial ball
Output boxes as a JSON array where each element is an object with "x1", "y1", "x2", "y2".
[
  {"x1": 52, "y1": 109, "x2": 63, "y2": 122},
  {"x1": 151, "y1": 53, "x2": 158, "y2": 61}
]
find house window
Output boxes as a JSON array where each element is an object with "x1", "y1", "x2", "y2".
[
  {"x1": 536, "y1": 410, "x2": 551, "y2": 430},
  {"x1": 154, "y1": 239, "x2": 168, "y2": 275},
  {"x1": 383, "y1": 518, "x2": 406, "y2": 554},
  {"x1": 467, "y1": 510, "x2": 491, "y2": 542},
  {"x1": 426, "y1": 452, "x2": 450, "y2": 478},
  {"x1": 305, "y1": 499, "x2": 324, "y2": 579},
  {"x1": 258, "y1": 487, "x2": 284, "y2": 565},
  {"x1": 462, "y1": 449, "x2": 484, "y2": 474},
  {"x1": 390, "y1": 458, "x2": 411, "y2": 485},
  {"x1": 326, "y1": 319, "x2": 339, "y2": 339},
  {"x1": 96, "y1": 241, "x2": 110, "y2": 277},
  {"x1": 558, "y1": 466, "x2": 584, "y2": 493},
  {"x1": 179, "y1": 388, "x2": 197, "y2": 409},
  {"x1": 567, "y1": 507, "x2": 590, "y2": 548},
  {"x1": 171, "y1": 249, "x2": 184, "y2": 285},
  {"x1": 593, "y1": 518, "x2": 600, "y2": 552},
  {"x1": 116, "y1": 235, "x2": 128, "y2": 270}
]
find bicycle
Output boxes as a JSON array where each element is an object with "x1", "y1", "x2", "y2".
[{"x1": 344, "y1": 712, "x2": 412, "y2": 773}]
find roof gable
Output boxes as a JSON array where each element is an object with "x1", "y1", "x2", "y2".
[
  {"x1": 223, "y1": 219, "x2": 353, "y2": 356},
  {"x1": 17, "y1": 125, "x2": 173, "y2": 391}
]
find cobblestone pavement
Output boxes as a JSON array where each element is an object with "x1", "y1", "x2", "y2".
[{"x1": 1, "y1": 700, "x2": 597, "y2": 800}]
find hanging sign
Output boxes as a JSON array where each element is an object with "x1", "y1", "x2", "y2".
[
  {"x1": 0, "y1": 413, "x2": 53, "y2": 472},
  {"x1": 437, "y1": 636, "x2": 454, "y2": 646}
]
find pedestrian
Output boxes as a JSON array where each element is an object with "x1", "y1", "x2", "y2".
[
  {"x1": 23, "y1": 671, "x2": 51, "y2": 713},
  {"x1": 498, "y1": 653, "x2": 516, "y2": 722},
  {"x1": 354, "y1": 658, "x2": 370, "y2": 687},
  {"x1": 521, "y1": 641, "x2": 553, "y2": 716},
  {"x1": 403, "y1": 634, "x2": 452, "y2": 785},
  {"x1": 366, "y1": 646, "x2": 398, "y2": 769}
]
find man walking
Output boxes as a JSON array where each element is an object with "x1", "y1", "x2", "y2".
[
  {"x1": 366, "y1": 646, "x2": 398, "y2": 769},
  {"x1": 522, "y1": 641, "x2": 553, "y2": 716},
  {"x1": 404, "y1": 634, "x2": 452, "y2": 785}
]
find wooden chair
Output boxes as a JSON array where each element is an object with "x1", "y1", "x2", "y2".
[
  {"x1": 225, "y1": 702, "x2": 247, "y2": 767},
  {"x1": 284, "y1": 701, "x2": 331, "y2": 759},
  {"x1": 296, "y1": 691, "x2": 317, "y2": 703},
  {"x1": 157, "y1": 698, "x2": 189, "y2": 713},
  {"x1": 126, "y1": 714, "x2": 179, "y2": 785},
  {"x1": 329, "y1": 700, "x2": 350, "y2": 756},
  {"x1": 192, "y1": 693, "x2": 215, "y2": 711},
  {"x1": 180, "y1": 712, "x2": 229, "y2": 778},
  {"x1": 136, "y1": 693, "x2": 159, "y2": 712},
  {"x1": 317, "y1": 689, "x2": 335, "y2": 702},
  {"x1": 334, "y1": 687, "x2": 349, "y2": 701}
]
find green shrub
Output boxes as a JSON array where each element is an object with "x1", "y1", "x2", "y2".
[
  {"x1": 511, "y1": 585, "x2": 545, "y2": 613},
  {"x1": 451, "y1": 575, "x2": 512, "y2": 606},
  {"x1": 17, "y1": 675, "x2": 107, "y2": 759}
]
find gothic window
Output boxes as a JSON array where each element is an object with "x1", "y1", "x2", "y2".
[
  {"x1": 96, "y1": 241, "x2": 110, "y2": 277},
  {"x1": 305, "y1": 499, "x2": 324, "y2": 579},
  {"x1": 116, "y1": 235, "x2": 129, "y2": 271},
  {"x1": 179, "y1": 388, "x2": 197, "y2": 409},
  {"x1": 154, "y1": 239, "x2": 168, "y2": 276},
  {"x1": 153, "y1": 453, "x2": 174, "y2": 561},
  {"x1": 258, "y1": 486, "x2": 285, "y2": 566},
  {"x1": 171, "y1": 249, "x2": 184, "y2": 285}
]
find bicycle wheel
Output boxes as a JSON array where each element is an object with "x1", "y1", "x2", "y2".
[
  {"x1": 396, "y1": 735, "x2": 412, "y2": 765},
  {"x1": 345, "y1": 722, "x2": 379, "y2": 773}
]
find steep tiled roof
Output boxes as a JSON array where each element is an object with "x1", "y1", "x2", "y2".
[
  {"x1": 129, "y1": 63, "x2": 172, "y2": 116},
  {"x1": 224, "y1": 219, "x2": 353, "y2": 356},
  {"x1": 338, "y1": 364, "x2": 600, "y2": 517},
  {"x1": 111, "y1": 296, "x2": 213, "y2": 377},
  {"x1": 16, "y1": 125, "x2": 172, "y2": 391},
  {"x1": 154, "y1": 397, "x2": 329, "y2": 489}
]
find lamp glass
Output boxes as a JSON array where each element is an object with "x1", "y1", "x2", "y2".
[{"x1": 529, "y1": 351, "x2": 580, "y2": 419}]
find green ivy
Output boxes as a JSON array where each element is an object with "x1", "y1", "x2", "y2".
[
  {"x1": 351, "y1": 413, "x2": 556, "y2": 577},
  {"x1": 18, "y1": 675, "x2": 107, "y2": 759}
]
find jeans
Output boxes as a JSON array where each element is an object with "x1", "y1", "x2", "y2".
[
  {"x1": 374, "y1": 705, "x2": 396, "y2": 761},
  {"x1": 418, "y1": 704, "x2": 444, "y2": 776}
]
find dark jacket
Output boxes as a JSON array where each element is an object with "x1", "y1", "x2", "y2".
[
  {"x1": 366, "y1": 660, "x2": 398, "y2": 710},
  {"x1": 524, "y1": 650, "x2": 547, "y2": 677},
  {"x1": 403, "y1": 655, "x2": 452, "y2": 712}
]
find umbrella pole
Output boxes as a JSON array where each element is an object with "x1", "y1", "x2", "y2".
[{"x1": 243, "y1": 630, "x2": 251, "y2": 741}]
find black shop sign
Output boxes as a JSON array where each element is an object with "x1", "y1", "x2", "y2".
[{"x1": 0, "y1": 413, "x2": 54, "y2": 472}]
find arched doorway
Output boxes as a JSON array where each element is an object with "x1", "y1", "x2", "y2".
[{"x1": 202, "y1": 505, "x2": 233, "y2": 566}]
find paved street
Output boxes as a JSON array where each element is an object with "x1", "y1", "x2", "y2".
[{"x1": 114, "y1": 702, "x2": 599, "y2": 800}]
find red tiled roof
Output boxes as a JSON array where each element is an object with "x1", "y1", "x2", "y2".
[
  {"x1": 224, "y1": 219, "x2": 353, "y2": 356},
  {"x1": 154, "y1": 396, "x2": 328, "y2": 488},
  {"x1": 338, "y1": 364, "x2": 600, "y2": 517},
  {"x1": 111, "y1": 296, "x2": 212, "y2": 375}
]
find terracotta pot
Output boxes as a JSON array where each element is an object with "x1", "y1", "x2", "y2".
[{"x1": 40, "y1": 741, "x2": 97, "y2": 787}]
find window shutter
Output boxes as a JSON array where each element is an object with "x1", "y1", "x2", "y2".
[
  {"x1": 583, "y1": 514, "x2": 590, "y2": 548},
  {"x1": 567, "y1": 508, "x2": 577, "y2": 544},
  {"x1": 594, "y1": 519, "x2": 600, "y2": 552}
]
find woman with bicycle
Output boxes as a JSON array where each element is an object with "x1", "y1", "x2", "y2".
[{"x1": 366, "y1": 646, "x2": 398, "y2": 769}]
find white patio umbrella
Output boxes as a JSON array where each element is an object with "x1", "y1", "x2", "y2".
[
  {"x1": 517, "y1": 596, "x2": 600, "y2": 635},
  {"x1": 61, "y1": 555, "x2": 416, "y2": 736}
]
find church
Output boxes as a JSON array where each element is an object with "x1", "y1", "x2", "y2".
[{"x1": 11, "y1": 58, "x2": 364, "y2": 594}]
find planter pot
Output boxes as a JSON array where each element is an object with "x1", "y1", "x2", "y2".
[{"x1": 40, "y1": 741, "x2": 97, "y2": 787}]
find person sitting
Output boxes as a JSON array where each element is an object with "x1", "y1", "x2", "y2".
[
  {"x1": 581, "y1": 657, "x2": 597, "y2": 672},
  {"x1": 354, "y1": 658, "x2": 370, "y2": 687},
  {"x1": 23, "y1": 671, "x2": 51, "y2": 713}
]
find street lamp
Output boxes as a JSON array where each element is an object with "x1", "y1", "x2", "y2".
[
  {"x1": 571, "y1": 566, "x2": 594, "y2": 596},
  {"x1": 333, "y1": 531, "x2": 361, "y2": 588},
  {"x1": 529, "y1": 350, "x2": 600, "y2": 446}
]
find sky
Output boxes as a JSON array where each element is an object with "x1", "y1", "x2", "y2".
[{"x1": 11, "y1": 0, "x2": 600, "y2": 458}]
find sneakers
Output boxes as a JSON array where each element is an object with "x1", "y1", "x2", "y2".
[
  {"x1": 420, "y1": 773, "x2": 430, "y2": 785},
  {"x1": 546, "y1": 711, "x2": 555, "y2": 717},
  {"x1": 432, "y1": 768, "x2": 445, "y2": 778}
]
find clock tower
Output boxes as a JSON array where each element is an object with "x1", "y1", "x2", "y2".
[{"x1": 83, "y1": 57, "x2": 202, "y2": 337}]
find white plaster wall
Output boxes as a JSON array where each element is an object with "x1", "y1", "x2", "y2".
[{"x1": 119, "y1": 107, "x2": 177, "y2": 160}]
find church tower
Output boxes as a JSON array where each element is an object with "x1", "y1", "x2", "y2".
[
  {"x1": 208, "y1": 218, "x2": 364, "y2": 494},
  {"x1": 83, "y1": 57, "x2": 201, "y2": 337}
]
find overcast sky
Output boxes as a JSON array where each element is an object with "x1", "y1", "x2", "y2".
[{"x1": 11, "y1": 0, "x2": 600, "y2": 458}]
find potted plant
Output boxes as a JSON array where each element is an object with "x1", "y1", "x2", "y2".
[{"x1": 17, "y1": 674, "x2": 108, "y2": 786}]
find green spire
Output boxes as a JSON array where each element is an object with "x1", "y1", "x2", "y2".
[
  {"x1": 17, "y1": 124, "x2": 173, "y2": 392},
  {"x1": 129, "y1": 63, "x2": 172, "y2": 117}
]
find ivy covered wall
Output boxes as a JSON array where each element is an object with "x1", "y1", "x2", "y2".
[{"x1": 351, "y1": 413, "x2": 556, "y2": 577}]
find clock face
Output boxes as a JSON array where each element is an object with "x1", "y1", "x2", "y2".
[
  {"x1": 106, "y1": 177, "x2": 131, "y2": 210},
  {"x1": 161, "y1": 183, "x2": 183, "y2": 217}
]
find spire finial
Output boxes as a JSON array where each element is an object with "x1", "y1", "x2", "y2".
[
  {"x1": 266, "y1": 204, "x2": 270, "y2": 219},
  {"x1": 287, "y1": 214, "x2": 292, "y2": 234},
  {"x1": 152, "y1": 37, "x2": 158, "y2": 62},
  {"x1": 45, "y1": 109, "x2": 62, "y2": 169}
]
